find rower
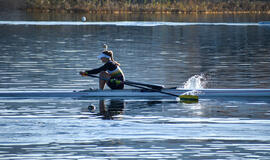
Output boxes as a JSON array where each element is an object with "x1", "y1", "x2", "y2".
[{"x1": 80, "y1": 45, "x2": 125, "y2": 90}]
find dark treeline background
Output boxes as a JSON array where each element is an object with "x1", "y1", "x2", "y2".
[{"x1": 1, "y1": 0, "x2": 270, "y2": 13}]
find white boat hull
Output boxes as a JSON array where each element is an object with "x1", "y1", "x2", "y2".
[{"x1": 0, "y1": 88, "x2": 270, "y2": 98}]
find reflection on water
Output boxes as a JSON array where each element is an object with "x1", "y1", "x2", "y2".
[
  {"x1": 0, "y1": 97, "x2": 270, "y2": 159},
  {"x1": 0, "y1": 13, "x2": 270, "y2": 89},
  {"x1": 90, "y1": 99, "x2": 125, "y2": 120},
  {"x1": 0, "y1": 23, "x2": 270, "y2": 89},
  {"x1": 1, "y1": 139, "x2": 270, "y2": 159}
]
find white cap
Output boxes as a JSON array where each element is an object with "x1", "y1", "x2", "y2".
[{"x1": 97, "y1": 53, "x2": 110, "y2": 59}]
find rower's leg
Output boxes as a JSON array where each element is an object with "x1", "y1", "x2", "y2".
[{"x1": 99, "y1": 71, "x2": 110, "y2": 90}]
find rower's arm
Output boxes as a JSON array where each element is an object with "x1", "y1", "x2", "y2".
[{"x1": 84, "y1": 64, "x2": 108, "y2": 75}]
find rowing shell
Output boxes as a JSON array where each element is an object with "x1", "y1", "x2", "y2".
[{"x1": 0, "y1": 88, "x2": 270, "y2": 98}]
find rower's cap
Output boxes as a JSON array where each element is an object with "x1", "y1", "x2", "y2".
[{"x1": 97, "y1": 53, "x2": 110, "y2": 59}]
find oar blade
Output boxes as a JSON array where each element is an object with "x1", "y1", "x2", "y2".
[{"x1": 179, "y1": 95, "x2": 199, "y2": 103}]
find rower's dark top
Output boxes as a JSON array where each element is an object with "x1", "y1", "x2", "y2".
[{"x1": 85, "y1": 60, "x2": 124, "y2": 78}]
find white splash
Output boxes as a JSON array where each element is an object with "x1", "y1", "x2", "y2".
[
  {"x1": 181, "y1": 74, "x2": 208, "y2": 96},
  {"x1": 183, "y1": 74, "x2": 207, "y2": 89}
]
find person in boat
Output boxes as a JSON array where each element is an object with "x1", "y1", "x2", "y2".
[{"x1": 80, "y1": 47, "x2": 125, "y2": 90}]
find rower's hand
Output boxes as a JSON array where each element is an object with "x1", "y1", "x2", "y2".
[{"x1": 80, "y1": 71, "x2": 88, "y2": 76}]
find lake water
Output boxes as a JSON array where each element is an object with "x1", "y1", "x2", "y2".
[{"x1": 0, "y1": 11, "x2": 270, "y2": 159}]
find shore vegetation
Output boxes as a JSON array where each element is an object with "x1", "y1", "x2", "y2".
[{"x1": 25, "y1": 0, "x2": 270, "y2": 14}]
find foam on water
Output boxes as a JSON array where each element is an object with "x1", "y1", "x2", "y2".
[
  {"x1": 0, "y1": 21, "x2": 260, "y2": 26},
  {"x1": 183, "y1": 74, "x2": 207, "y2": 89},
  {"x1": 181, "y1": 74, "x2": 208, "y2": 95}
]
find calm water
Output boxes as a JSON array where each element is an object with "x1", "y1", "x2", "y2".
[{"x1": 0, "y1": 11, "x2": 270, "y2": 159}]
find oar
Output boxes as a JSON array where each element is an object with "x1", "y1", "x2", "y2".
[
  {"x1": 123, "y1": 82, "x2": 198, "y2": 102},
  {"x1": 124, "y1": 80, "x2": 165, "y2": 90},
  {"x1": 81, "y1": 73, "x2": 198, "y2": 102},
  {"x1": 83, "y1": 74, "x2": 164, "y2": 90}
]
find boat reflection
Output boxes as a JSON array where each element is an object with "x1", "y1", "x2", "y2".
[
  {"x1": 84, "y1": 97, "x2": 270, "y2": 120},
  {"x1": 88, "y1": 99, "x2": 125, "y2": 120}
]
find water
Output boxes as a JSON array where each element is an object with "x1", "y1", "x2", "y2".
[
  {"x1": 1, "y1": 98, "x2": 270, "y2": 159},
  {"x1": 0, "y1": 11, "x2": 270, "y2": 159}
]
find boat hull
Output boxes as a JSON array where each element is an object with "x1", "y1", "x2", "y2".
[{"x1": 0, "y1": 88, "x2": 270, "y2": 98}]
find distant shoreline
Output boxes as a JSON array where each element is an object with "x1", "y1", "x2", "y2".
[
  {"x1": 25, "y1": 10, "x2": 270, "y2": 15},
  {"x1": 1, "y1": 0, "x2": 270, "y2": 14},
  {"x1": 24, "y1": 0, "x2": 270, "y2": 14}
]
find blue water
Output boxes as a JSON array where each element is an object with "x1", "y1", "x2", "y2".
[
  {"x1": 1, "y1": 98, "x2": 270, "y2": 159},
  {"x1": 0, "y1": 11, "x2": 270, "y2": 159}
]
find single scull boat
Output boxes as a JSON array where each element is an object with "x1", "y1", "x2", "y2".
[{"x1": 0, "y1": 88, "x2": 270, "y2": 98}]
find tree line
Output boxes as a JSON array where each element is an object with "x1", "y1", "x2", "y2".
[{"x1": 25, "y1": 0, "x2": 270, "y2": 13}]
